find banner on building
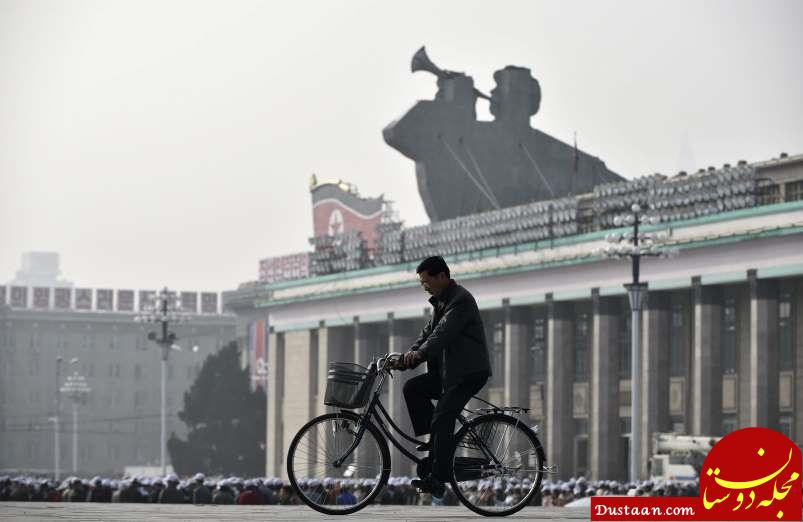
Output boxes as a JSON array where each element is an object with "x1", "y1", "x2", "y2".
[
  {"x1": 96, "y1": 289, "x2": 114, "y2": 311},
  {"x1": 165, "y1": 290, "x2": 178, "y2": 308},
  {"x1": 180, "y1": 292, "x2": 198, "y2": 313},
  {"x1": 139, "y1": 290, "x2": 156, "y2": 311},
  {"x1": 33, "y1": 287, "x2": 50, "y2": 308},
  {"x1": 250, "y1": 319, "x2": 267, "y2": 390},
  {"x1": 10, "y1": 286, "x2": 27, "y2": 308},
  {"x1": 75, "y1": 288, "x2": 92, "y2": 310},
  {"x1": 117, "y1": 290, "x2": 135, "y2": 311},
  {"x1": 54, "y1": 288, "x2": 71, "y2": 309},
  {"x1": 259, "y1": 252, "x2": 310, "y2": 283},
  {"x1": 201, "y1": 292, "x2": 217, "y2": 314}
]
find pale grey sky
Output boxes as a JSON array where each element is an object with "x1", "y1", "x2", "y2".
[{"x1": 1, "y1": 0, "x2": 802, "y2": 292}]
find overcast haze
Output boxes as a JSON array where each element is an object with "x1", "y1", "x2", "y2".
[{"x1": 1, "y1": 0, "x2": 802, "y2": 292}]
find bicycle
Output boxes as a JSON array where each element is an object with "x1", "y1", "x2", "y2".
[{"x1": 286, "y1": 352, "x2": 556, "y2": 516}]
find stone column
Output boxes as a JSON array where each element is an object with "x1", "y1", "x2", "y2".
[
  {"x1": 281, "y1": 329, "x2": 317, "y2": 478},
  {"x1": 546, "y1": 295, "x2": 575, "y2": 479},
  {"x1": 387, "y1": 314, "x2": 421, "y2": 477},
  {"x1": 354, "y1": 317, "x2": 373, "y2": 366},
  {"x1": 794, "y1": 278, "x2": 803, "y2": 448},
  {"x1": 353, "y1": 317, "x2": 376, "y2": 469},
  {"x1": 691, "y1": 277, "x2": 722, "y2": 435},
  {"x1": 266, "y1": 328, "x2": 285, "y2": 477},
  {"x1": 317, "y1": 322, "x2": 353, "y2": 417},
  {"x1": 641, "y1": 291, "x2": 671, "y2": 477},
  {"x1": 736, "y1": 285, "x2": 751, "y2": 429},
  {"x1": 504, "y1": 300, "x2": 531, "y2": 409},
  {"x1": 748, "y1": 270, "x2": 780, "y2": 429},
  {"x1": 589, "y1": 290, "x2": 620, "y2": 481}
]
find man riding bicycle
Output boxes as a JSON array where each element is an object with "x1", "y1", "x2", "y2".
[{"x1": 393, "y1": 256, "x2": 491, "y2": 498}]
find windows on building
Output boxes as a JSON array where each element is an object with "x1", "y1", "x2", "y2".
[
  {"x1": 529, "y1": 317, "x2": 546, "y2": 383},
  {"x1": 721, "y1": 297, "x2": 737, "y2": 375},
  {"x1": 490, "y1": 320, "x2": 505, "y2": 386},
  {"x1": 574, "y1": 419, "x2": 589, "y2": 477},
  {"x1": 786, "y1": 180, "x2": 803, "y2": 202},
  {"x1": 779, "y1": 291, "x2": 794, "y2": 371},
  {"x1": 619, "y1": 311, "x2": 631, "y2": 378},
  {"x1": 757, "y1": 182, "x2": 781, "y2": 205},
  {"x1": 779, "y1": 416, "x2": 793, "y2": 440},
  {"x1": 574, "y1": 313, "x2": 590, "y2": 381},
  {"x1": 670, "y1": 304, "x2": 687, "y2": 376},
  {"x1": 722, "y1": 415, "x2": 738, "y2": 435}
]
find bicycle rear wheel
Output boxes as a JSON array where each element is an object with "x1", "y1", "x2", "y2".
[
  {"x1": 450, "y1": 413, "x2": 545, "y2": 517},
  {"x1": 287, "y1": 411, "x2": 390, "y2": 515}
]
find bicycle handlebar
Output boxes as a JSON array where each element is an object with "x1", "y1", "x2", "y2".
[{"x1": 375, "y1": 352, "x2": 404, "y2": 372}]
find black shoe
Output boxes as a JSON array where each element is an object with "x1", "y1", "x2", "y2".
[
  {"x1": 415, "y1": 441, "x2": 431, "y2": 452},
  {"x1": 411, "y1": 475, "x2": 445, "y2": 498}
]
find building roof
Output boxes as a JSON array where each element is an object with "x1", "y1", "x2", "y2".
[{"x1": 224, "y1": 199, "x2": 803, "y2": 312}]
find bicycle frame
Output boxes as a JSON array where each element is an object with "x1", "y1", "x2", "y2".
[{"x1": 331, "y1": 360, "x2": 504, "y2": 472}]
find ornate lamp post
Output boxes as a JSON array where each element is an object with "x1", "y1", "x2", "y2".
[
  {"x1": 596, "y1": 203, "x2": 677, "y2": 482},
  {"x1": 59, "y1": 371, "x2": 91, "y2": 474},
  {"x1": 134, "y1": 287, "x2": 189, "y2": 476},
  {"x1": 49, "y1": 356, "x2": 79, "y2": 480}
]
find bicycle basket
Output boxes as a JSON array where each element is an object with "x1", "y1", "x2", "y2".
[{"x1": 324, "y1": 362, "x2": 376, "y2": 409}]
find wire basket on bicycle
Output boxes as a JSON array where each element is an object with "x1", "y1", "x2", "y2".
[{"x1": 323, "y1": 362, "x2": 376, "y2": 409}]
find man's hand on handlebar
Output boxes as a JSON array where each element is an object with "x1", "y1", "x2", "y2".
[
  {"x1": 387, "y1": 358, "x2": 407, "y2": 371},
  {"x1": 402, "y1": 350, "x2": 425, "y2": 369}
]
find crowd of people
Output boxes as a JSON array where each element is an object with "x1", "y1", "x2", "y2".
[
  {"x1": 0, "y1": 473, "x2": 698, "y2": 507},
  {"x1": 541, "y1": 476, "x2": 699, "y2": 506}
]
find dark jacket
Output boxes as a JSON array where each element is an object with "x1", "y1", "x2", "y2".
[
  {"x1": 192, "y1": 483, "x2": 213, "y2": 504},
  {"x1": 158, "y1": 484, "x2": 185, "y2": 504},
  {"x1": 412, "y1": 279, "x2": 491, "y2": 387}
]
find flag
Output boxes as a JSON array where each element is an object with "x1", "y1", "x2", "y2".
[{"x1": 250, "y1": 320, "x2": 267, "y2": 390}]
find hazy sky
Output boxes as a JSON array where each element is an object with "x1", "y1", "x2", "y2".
[{"x1": 2, "y1": 0, "x2": 802, "y2": 292}]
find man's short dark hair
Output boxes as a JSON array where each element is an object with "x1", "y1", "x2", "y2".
[{"x1": 416, "y1": 256, "x2": 450, "y2": 278}]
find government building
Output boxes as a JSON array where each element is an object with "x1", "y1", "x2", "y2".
[
  {"x1": 0, "y1": 254, "x2": 236, "y2": 476},
  {"x1": 225, "y1": 153, "x2": 803, "y2": 480}
]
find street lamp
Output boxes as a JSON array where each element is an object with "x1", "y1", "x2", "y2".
[
  {"x1": 59, "y1": 371, "x2": 91, "y2": 474},
  {"x1": 49, "y1": 356, "x2": 79, "y2": 480},
  {"x1": 594, "y1": 203, "x2": 677, "y2": 482},
  {"x1": 134, "y1": 287, "x2": 189, "y2": 476}
]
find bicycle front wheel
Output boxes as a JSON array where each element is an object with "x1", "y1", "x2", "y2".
[
  {"x1": 287, "y1": 411, "x2": 390, "y2": 515},
  {"x1": 450, "y1": 413, "x2": 545, "y2": 517}
]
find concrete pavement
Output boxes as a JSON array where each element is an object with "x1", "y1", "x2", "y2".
[{"x1": 0, "y1": 503, "x2": 591, "y2": 521}]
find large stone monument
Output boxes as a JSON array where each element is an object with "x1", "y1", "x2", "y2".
[{"x1": 383, "y1": 47, "x2": 624, "y2": 222}]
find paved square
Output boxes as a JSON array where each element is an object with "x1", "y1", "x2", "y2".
[{"x1": 0, "y1": 503, "x2": 592, "y2": 521}]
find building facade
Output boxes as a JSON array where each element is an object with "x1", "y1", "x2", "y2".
[
  {"x1": 0, "y1": 288, "x2": 236, "y2": 476},
  {"x1": 225, "y1": 155, "x2": 803, "y2": 481}
]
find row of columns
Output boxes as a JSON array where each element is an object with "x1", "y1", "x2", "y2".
[
  {"x1": 265, "y1": 274, "x2": 800, "y2": 479},
  {"x1": 265, "y1": 314, "x2": 425, "y2": 478}
]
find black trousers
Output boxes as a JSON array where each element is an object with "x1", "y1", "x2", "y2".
[{"x1": 403, "y1": 371, "x2": 488, "y2": 482}]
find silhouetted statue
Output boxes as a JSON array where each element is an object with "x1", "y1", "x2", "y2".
[{"x1": 383, "y1": 47, "x2": 623, "y2": 221}]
